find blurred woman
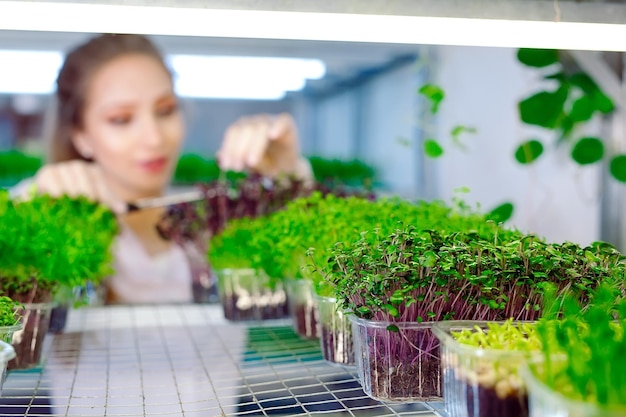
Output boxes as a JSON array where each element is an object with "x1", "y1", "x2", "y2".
[{"x1": 15, "y1": 33, "x2": 311, "y2": 304}]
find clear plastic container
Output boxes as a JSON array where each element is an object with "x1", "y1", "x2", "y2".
[
  {"x1": 216, "y1": 269, "x2": 289, "y2": 321},
  {"x1": 315, "y1": 295, "x2": 354, "y2": 366},
  {"x1": 433, "y1": 321, "x2": 534, "y2": 417},
  {"x1": 0, "y1": 324, "x2": 22, "y2": 344},
  {"x1": 286, "y1": 279, "x2": 318, "y2": 339},
  {"x1": 9, "y1": 302, "x2": 54, "y2": 370},
  {"x1": 349, "y1": 316, "x2": 441, "y2": 402},
  {"x1": 0, "y1": 340, "x2": 16, "y2": 396},
  {"x1": 522, "y1": 360, "x2": 626, "y2": 417}
]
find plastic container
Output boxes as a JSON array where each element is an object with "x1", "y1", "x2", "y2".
[
  {"x1": 286, "y1": 279, "x2": 318, "y2": 339},
  {"x1": 9, "y1": 302, "x2": 54, "y2": 370},
  {"x1": 433, "y1": 321, "x2": 534, "y2": 417},
  {"x1": 522, "y1": 360, "x2": 626, "y2": 417},
  {"x1": 216, "y1": 269, "x2": 289, "y2": 321},
  {"x1": 0, "y1": 324, "x2": 22, "y2": 344},
  {"x1": 183, "y1": 242, "x2": 219, "y2": 304},
  {"x1": 315, "y1": 295, "x2": 354, "y2": 366},
  {"x1": 0, "y1": 340, "x2": 16, "y2": 396},
  {"x1": 349, "y1": 316, "x2": 442, "y2": 402}
]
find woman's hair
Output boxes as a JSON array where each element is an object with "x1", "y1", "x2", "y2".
[{"x1": 47, "y1": 33, "x2": 172, "y2": 163}]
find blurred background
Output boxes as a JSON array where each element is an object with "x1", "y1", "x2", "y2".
[{"x1": 0, "y1": 0, "x2": 625, "y2": 251}]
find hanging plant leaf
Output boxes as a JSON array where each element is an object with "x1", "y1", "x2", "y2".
[
  {"x1": 517, "y1": 48, "x2": 560, "y2": 67},
  {"x1": 569, "y1": 72, "x2": 615, "y2": 114},
  {"x1": 519, "y1": 86, "x2": 568, "y2": 128},
  {"x1": 610, "y1": 155, "x2": 626, "y2": 182},
  {"x1": 423, "y1": 139, "x2": 444, "y2": 158},
  {"x1": 396, "y1": 137, "x2": 412, "y2": 148},
  {"x1": 592, "y1": 91, "x2": 615, "y2": 114},
  {"x1": 418, "y1": 84, "x2": 445, "y2": 114},
  {"x1": 450, "y1": 125, "x2": 477, "y2": 150},
  {"x1": 486, "y1": 202, "x2": 514, "y2": 223},
  {"x1": 514, "y1": 140, "x2": 544, "y2": 164},
  {"x1": 569, "y1": 95, "x2": 595, "y2": 122},
  {"x1": 571, "y1": 137, "x2": 604, "y2": 165},
  {"x1": 569, "y1": 73, "x2": 598, "y2": 94},
  {"x1": 544, "y1": 72, "x2": 567, "y2": 82}
]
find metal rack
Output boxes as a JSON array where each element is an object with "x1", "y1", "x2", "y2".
[{"x1": 0, "y1": 305, "x2": 446, "y2": 416}]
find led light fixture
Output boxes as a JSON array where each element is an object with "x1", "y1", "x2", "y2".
[{"x1": 0, "y1": 1, "x2": 625, "y2": 52}]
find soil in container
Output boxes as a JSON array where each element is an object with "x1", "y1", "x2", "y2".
[{"x1": 369, "y1": 353, "x2": 441, "y2": 401}]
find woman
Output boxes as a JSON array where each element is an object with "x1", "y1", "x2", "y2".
[{"x1": 16, "y1": 33, "x2": 311, "y2": 304}]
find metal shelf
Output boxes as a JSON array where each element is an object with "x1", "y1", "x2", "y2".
[{"x1": 0, "y1": 305, "x2": 446, "y2": 416}]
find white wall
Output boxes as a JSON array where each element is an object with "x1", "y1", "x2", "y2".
[
  {"x1": 432, "y1": 45, "x2": 602, "y2": 245},
  {"x1": 310, "y1": 62, "x2": 422, "y2": 195},
  {"x1": 310, "y1": 91, "x2": 356, "y2": 159}
]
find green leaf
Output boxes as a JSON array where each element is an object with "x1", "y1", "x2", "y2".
[
  {"x1": 418, "y1": 84, "x2": 445, "y2": 114},
  {"x1": 450, "y1": 125, "x2": 477, "y2": 150},
  {"x1": 396, "y1": 137, "x2": 412, "y2": 148},
  {"x1": 514, "y1": 140, "x2": 544, "y2": 164},
  {"x1": 569, "y1": 73, "x2": 615, "y2": 114},
  {"x1": 421, "y1": 251, "x2": 437, "y2": 268},
  {"x1": 517, "y1": 48, "x2": 559, "y2": 67},
  {"x1": 386, "y1": 324, "x2": 399, "y2": 333},
  {"x1": 519, "y1": 87, "x2": 568, "y2": 128},
  {"x1": 569, "y1": 73, "x2": 598, "y2": 95},
  {"x1": 609, "y1": 155, "x2": 626, "y2": 182},
  {"x1": 592, "y1": 92, "x2": 615, "y2": 114},
  {"x1": 571, "y1": 137, "x2": 604, "y2": 165},
  {"x1": 383, "y1": 303, "x2": 399, "y2": 317},
  {"x1": 423, "y1": 139, "x2": 444, "y2": 158},
  {"x1": 487, "y1": 202, "x2": 514, "y2": 223},
  {"x1": 569, "y1": 96, "x2": 595, "y2": 122}
]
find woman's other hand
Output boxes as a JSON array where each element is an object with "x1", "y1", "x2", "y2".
[
  {"x1": 34, "y1": 160, "x2": 126, "y2": 213},
  {"x1": 217, "y1": 113, "x2": 310, "y2": 178}
]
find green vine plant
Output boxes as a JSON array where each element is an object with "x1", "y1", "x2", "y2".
[
  {"x1": 418, "y1": 49, "x2": 625, "y2": 225},
  {"x1": 516, "y1": 48, "x2": 626, "y2": 182},
  {"x1": 418, "y1": 84, "x2": 513, "y2": 223}
]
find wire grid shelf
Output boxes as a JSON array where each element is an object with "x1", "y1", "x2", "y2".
[{"x1": 0, "y1": 305, "x2": 447, "y2": 417}]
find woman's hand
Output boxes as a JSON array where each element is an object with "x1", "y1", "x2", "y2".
[
  {"x1": 217, "y1": 113, "x2": 309, "y2": 178},
  {"x1": 34, "y1": 160, "x2": 126, "y2": 213}
]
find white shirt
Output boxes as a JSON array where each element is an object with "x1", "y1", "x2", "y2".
[{"x1": 108, "y1": 224, "x2": 193, "y2": 304}]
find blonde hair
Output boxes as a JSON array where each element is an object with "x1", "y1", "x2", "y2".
[{"x1": 47, "y1": 34, "x2": 171, "y2": 163}]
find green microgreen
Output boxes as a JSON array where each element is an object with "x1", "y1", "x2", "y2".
[
  {"x1": 452, "y1": 319, "x2": 540, "y2": 351},
  {"x1": 0, "y1": 191, "x2": 118, "y2": 302},
  {"x1": 534, "y1": 282, "x2": 626, "y2": 408},
  {"x1": 0, "y1": 296, "x2": 21, "y2": 327}
]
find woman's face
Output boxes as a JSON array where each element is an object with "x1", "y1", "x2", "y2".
[{"x1": 73, "y1": 53, "x2": 184, "y2": 200}]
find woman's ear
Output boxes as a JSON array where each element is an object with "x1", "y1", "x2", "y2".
[{"x1": 71, "y1": 130, "x2": 94, "y2": 159}]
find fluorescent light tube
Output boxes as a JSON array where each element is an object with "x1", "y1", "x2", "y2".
[
  {"x1": 168, "y1": 55, "x2": 325, "y2": 99},
  {"x1": 0, "y1": 2, "x2": 625, "y2": 52},
  {"x1": 0, "y1": 50, "x2": 325, "y2": 99},
  {"x1": 0, "y1": 50, "x2": 62, "y2": 94}
]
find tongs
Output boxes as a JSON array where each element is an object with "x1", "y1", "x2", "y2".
[{"x1": 126, "y1": 189, "x2": 205, "y2": 212}]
